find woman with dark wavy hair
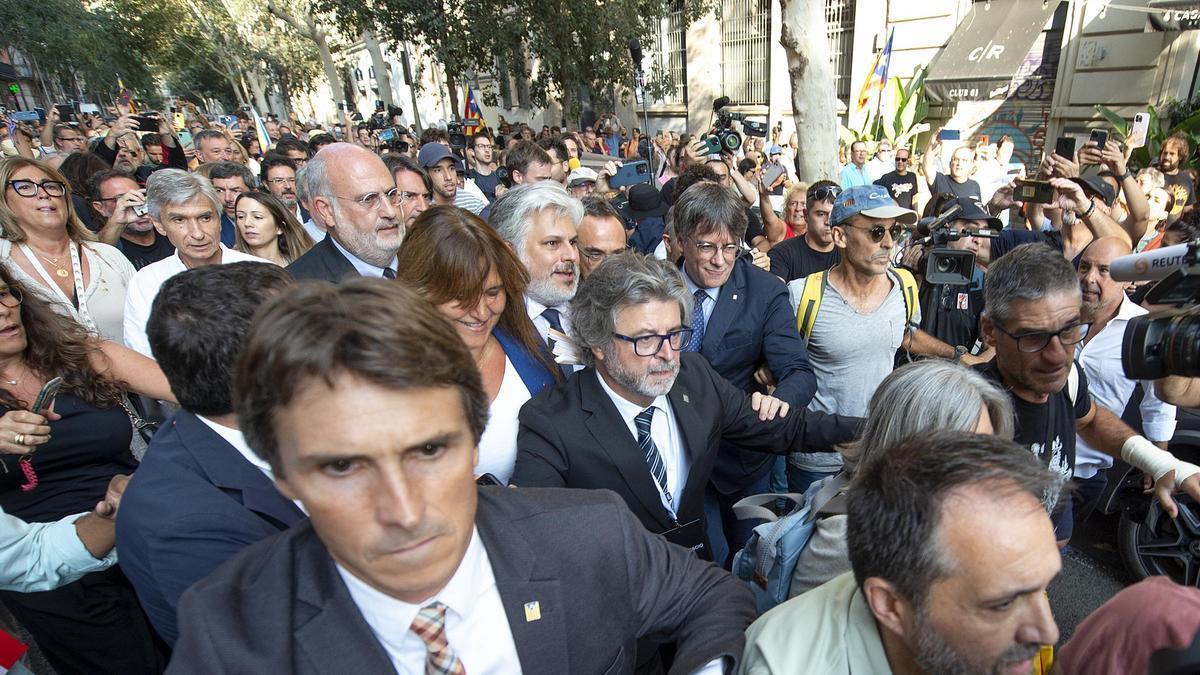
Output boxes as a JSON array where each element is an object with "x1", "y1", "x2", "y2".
[
  {"x1": 396, "y1": 205, "x2": 561, "y2": 484},
  {"x1": 0, "y1": 264, "x2": 172, "y2": 673}
]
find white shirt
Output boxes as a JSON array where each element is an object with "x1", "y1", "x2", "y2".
[
  {"x1": 0, "y1": 239, "x2": 134, "y2": 342},
  {"x1": 525, "y1": 296, "x2": 572, "y2": 345},
  {"x1": 682, "y1": 271, "x2": 721, "y2": 329},
  {"x1": 328, "y1": 236, "x2": 397, "y2": 278},
  {"x1": 337, "y1": 528, "x2": 522, "y2": 674},
  {"x1": 301, "y1": 218, "x2": 325, "y2": 244},
  {"x1": 123, "y1": 246, "x2": 272, "y2": 358},
  {"x1": 595, "y1": 370, "x2": 690, "y2": 518},
  {"x1": 1074, "y1": 295, "x2": 1177, "y2": 479},
  {"x1": 476, "y1": 356, "x2": 532, "y2": 485}
]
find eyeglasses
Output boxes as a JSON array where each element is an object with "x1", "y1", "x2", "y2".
[
  {"x1": 579, "y1": 246, "x2": 628, "y2": 263},
  {"x1": 55, "y1": 136, "x2": 85, "y2": 144},
  {"x1": 398, "y1": 190, "x2": 431, "y2": 204},
  {"x1": 895, "y1": 156, "x2": 911, "y2": 162},
  {"x1": 992, "y1": 321, "x2": 1091, "y2": 353},
  {"x1": 335, "y1": 188, "x2": 403, "y2": 210},
  {"x1": 690, "y1": 238, "x2": 740, "y2": 259},
  {"x1": 6, "y1": 180, "x2": 66, "y2": 198},
  {"x1": 613, "y1": 328, "x2": 694, "y2": 356},
  {"x1": 840, "y1": 222, "x2": 903, "y2": 243},
  {"x1": 266, "y1": 177, "x2": 296, "y2": 186},
  {"x1": 0, "y1": 285, "x2": 23, "y2": 308},
  {"x1": 474, "y1": 143, "x2": 493, "y2": 151},
  {"x1": 808, "y1": 185, "x2": 841, "y2": 203}
]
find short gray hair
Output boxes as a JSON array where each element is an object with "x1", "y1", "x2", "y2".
[
  {"x1": 570, "y1": 251, "x2": 692, "y2": 367},
  {"x1": 672, "y1": 181, "x2": 747, "y2": 242},
  {"x1": 985, "y1": 243, "x2": 1080, "y2": 324},
  {"x1": 847, "y1": 360, "x2": 1014, "y2": 475},
  {"x1": 489, "y1": 182, "x2": 584, "y2": 253},
  {"x1": 146, "y1": 169, "x2": 221, "y2": 222},
  {"x1": 299, "y1": 146, "x2": 334, "y2": 202}
]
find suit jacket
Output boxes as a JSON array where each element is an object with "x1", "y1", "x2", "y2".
[
  {"x1": 167, "y1": 487, "x2": 756, "y2": 675},
  {"x1": 219, "y1": 213, "x2": 237, "y2": 247},
  {"x1": 285, "y1": 233, "x2": 359, "y2": 282},
  {"x1": 512, "y1": 354, "x2": 858, "y2": 540},
  {"x1": 115, "y1": 411, "x2": 305, "y2": 646},
  {"x1": 693, "y1": 258, "x2": 818, "y2": 494}
]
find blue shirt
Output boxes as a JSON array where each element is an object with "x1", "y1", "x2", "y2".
[
  {"x1": 0, "y1": 507, "x2": 116, "y2": 592},
  {"x1": 838, "y1": 164, "x2": 872, "y2": 188},
  {"x1": 219, "y1": 213, "x2": 237, "y2": 247},
  {"x1": 682, "y1": 269, "x2": 721, "y2": 326}
]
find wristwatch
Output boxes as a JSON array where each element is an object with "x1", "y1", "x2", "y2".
[{"x1": 953, "y1": 345, "x2": 968, "y2": 362}]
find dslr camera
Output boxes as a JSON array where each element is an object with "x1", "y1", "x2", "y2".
[
  {"x1": 1114, "y1": 239, "x2": 1200, "y2": 379},
  {"x1": 698, "y1": 97, "x2": 768, "y2": 155}
]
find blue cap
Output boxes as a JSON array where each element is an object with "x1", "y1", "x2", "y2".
[
  {"x1": 416, "y1": 143, "x2": 464, "y2": 171},
  {"x1": 769, "y1": 145, "x2": 783, "y2": 155},
  {"x1": 831, "y1": 185, "x2": 918, "y2": 226}
]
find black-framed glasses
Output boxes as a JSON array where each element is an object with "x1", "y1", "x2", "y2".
[
  {"x1": 335, "y1": 188, "x2": 402, "y2": 210},
  {"x1": 808, "y1": 185, "x2": 841, "y2": 202},
  {"x1": 895, "y1": 156, "x2": 911, "y2": 163},
  {"x1": 266, "y1": 177, "x2": 296, "y2": 186},
  {"x1": 840, "y1": 222, "x2": 903, "y2": 243},
  {"x1": 992, "y1": 321, "x2": 1091, "y2": 353},
  {"x1": 0, "y1": 285, "x2": 23, "y2": 308},
  {"x1": 7, "y1": 180, "x2": 66, "y2": 198},
  {"x1": 613, "y1": 328, "x2": 693, "y2": 356}
]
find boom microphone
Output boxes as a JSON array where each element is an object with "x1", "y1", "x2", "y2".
[
  {"x1": 712, "y1": 96, "x2": 731, "y2": 111},
  {"x1": 1110, "y1": 244, "x2": 1194, "y2": 282},
  {"x1": 628, "y1": 38, "x2": 643, "y2": 67}
]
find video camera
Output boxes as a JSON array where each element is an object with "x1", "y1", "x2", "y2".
[
  {"x1": 1113, "y1": 240, "x2": 1200, "y2": 379},
  {"x1": 912, "y1": 204, "x2": 998, "y2": 285},
  {"x1": 367, "y1": 104, "x2": 404, "y2": 131},
  {"x1": 447, "y1": 119, "x2": 479, "y2": 150},
  {"x1": 698, "y1": 97, "x2": 768, "y2": 155}
]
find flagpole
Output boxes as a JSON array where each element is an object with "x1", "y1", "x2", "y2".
[{"x1": 873, "y1": 30, "x2": 894, "y2": 142}]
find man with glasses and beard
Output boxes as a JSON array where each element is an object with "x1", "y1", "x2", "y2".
[
  {"x1": 743, "y1": 431, "x2": 1063, "y2": 675},
  {"x1": 260, "y1": 154, "x2": 308, "y2": 224},
  {"x1": 786, "y1": 186, "x2": 955, "y2": 493},
  {"x1": 286, "y1": 144, "x2": 404, "y2": 283}
]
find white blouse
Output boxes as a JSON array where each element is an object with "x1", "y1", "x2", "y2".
[
  {"x1": 476, "y1": 355, "x2": 533, "y2": 485},
  {"x1": 0, "y1": 239, "x2": 134, "y2": 342}
]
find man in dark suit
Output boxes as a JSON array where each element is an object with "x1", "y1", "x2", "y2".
[
  {"x1": 513, "y1": 252, "x2": 854, "y2": 557},
  {"x1": 286, "y1": 143, "x2": 403, "y2": 282},
  {"x1": 168, "y1": 278, "x2": 755, "y2": 674},
  {"x1": 670, "y1": 182, "x2": 818, "y2": 566},
  {"x1": 260, "y1": 153, "x2": 309, "y2": 223},
  {"x1": 116, "y1": 262, "x2": 304, "y2": 646}
]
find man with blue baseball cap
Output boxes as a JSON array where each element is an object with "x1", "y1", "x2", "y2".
[
  {"x1": 785, "y1": 185, "x2": 957, "y2": 492},
  {"x1": 417, "y1": 142, "x2": 486, "y2": 214}
]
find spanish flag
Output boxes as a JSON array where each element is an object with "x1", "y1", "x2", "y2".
[{"x1": 855, "y1": 29, "x2": 894, "y2": 115}]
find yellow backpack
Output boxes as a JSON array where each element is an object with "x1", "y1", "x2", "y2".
[{"x1": 795, "y1": 267, "x2": 919, "y2": 340}]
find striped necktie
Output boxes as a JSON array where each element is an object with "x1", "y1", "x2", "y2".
[
  {"x1": 634, "y1": 407, "x2": 674, "y2": 513},
  {"x1": 410, "y1": 602, "x2": 466, "y2": 675}
]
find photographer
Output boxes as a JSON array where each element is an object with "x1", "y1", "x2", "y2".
[{"x1": 96, "y1": 114, "x2": 187, "y2": 173}]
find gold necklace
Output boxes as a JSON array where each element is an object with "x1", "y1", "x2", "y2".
[{"x1": 31, "y1": 250, "x2": 69, "y2": 278}]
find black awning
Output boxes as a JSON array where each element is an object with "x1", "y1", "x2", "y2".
[
  {"x1": 925, "y1": 0, "x2": 1061, "y2": 105},
  {"x1": 0, "y1": 63, "x2": 16, "y2": 81}
]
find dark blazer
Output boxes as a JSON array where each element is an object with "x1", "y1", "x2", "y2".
[
  {"x1": 219, "y1": 213, "x2": 236, "y2": 247},
  {"x1": 115, "y1": 411, "x2": 305, "y2": 646},
  {"x1": 693, "y1": 258, "x2": 818, "y2": 494},
  {"x1": 285, "y1": 233, "x2": 359, "y2": 282},
  {"x1": 512, "y1": 354, "x2": 858, "y2": 538},
  {"x1": 167, "y1": 487, "x2": 756, "y2": 675}
]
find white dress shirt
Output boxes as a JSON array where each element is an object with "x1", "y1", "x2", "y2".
[
  {"x1": 337, "y1": 528, "x2": 523, "y2": 674},
  {"x1": 476, "y1": 355, "x2": 532, "y2": 485},
  {"x1": 123, "y1": 246, "x2": 272, "y2": 357},
  {"x1": 682, "y1": 271, "x2": 721, "y2": 329},
  {"x1": 328, "y1": 236, "x2": 398, "y2": 278},
  {"x1": 525, "y1": 296, "x2": 573, "y2": 345},
  {"x1": 1074, "y1": 295, "x2": 1177, "y2": 479},
  {"x1": 595, "y1": 370, "x2": 690, "y2": 518}
]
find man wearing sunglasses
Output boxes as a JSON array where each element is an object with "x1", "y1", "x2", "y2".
[
  {"x1": 873, "y1": 147, "x2": 918, "y2": 211},
  {"x1": 767, "y1": 181, "x2": 843, "y2": 283},
  {"x1": 978, "y1": 243, "x2": 1200, "y2": 546},
  {"x1": 787, "y1": 185, "x2": 957, "y2": 493}
]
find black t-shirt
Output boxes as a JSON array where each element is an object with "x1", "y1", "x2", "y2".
[
  {"x1": 472, "y1": 169, "x2": 501, "y2": 202},
  {"x1": 745, "y1": 206, "x2": 765, "y2": 246},
  {"x1": 767, "y1": 236, "x2": 840, "y2": 282},
  {"x1": 875, "y1": 171, "x2": 919, "y2": 211},
  {"x1": 932, "y1": 173, "x2": 982, "y2": 202},
  {"x1": 118, "y1": 232, "x2": 176, "y2": 270},
  {"x1": 1163, "y1": 171, "x2": 1196, "y2": 210},
  {"x1": 976, "y1": 360, "x2": 1091, "y2": 489},
  {"x1": 0, "y1": 394, "x2": 135, "y2": 522},
  {"x1": 918, "y1": 267, "x2": 985, "y2": 349}
]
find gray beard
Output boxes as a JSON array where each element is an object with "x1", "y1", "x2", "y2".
[
  {"x1": 601, "y1": 343, "x2": 679, "y2": 399},
  {"x1": 909, "y1": 607, "x2": 1041, "y2": 675}
]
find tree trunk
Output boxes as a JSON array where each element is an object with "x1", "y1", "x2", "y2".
[
  {"x1": 362, "y1": 29, "x2": 394, "y2": 109},
  {"x1": 445, "y1": 70, "x2": 461, "y2": 121},
  {"x1": 237, "y1": 72, "x2": 254, "y2": 110},
  {"x1": 246, "y1": 67, "x2": 272, "y2": 116},
  {"x1": 267, "y1": 1, "x2": 348, "y2": 128},
  {"x1": 779, "y1": 0, "x2": 839, "y2": 183}
]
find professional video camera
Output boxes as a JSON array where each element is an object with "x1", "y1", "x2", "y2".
[
  {"x1": 367, "y1": 104, "x2": 404, "y2": 131},
  {"x1": 698, "y1": 97, "x2": 768, "y2": 155},
  {"x1": 911, "y1": 204, "x2": 998, "y2": 285},
  {"x1": 447, "y1": 119, "x2": 479, "y2": 150},
  {"x1": 1113, "y1": 239, "x2": 1200, "y2": 379}
]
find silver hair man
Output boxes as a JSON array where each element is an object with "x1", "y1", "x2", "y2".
[
  {"x1": 146, "y1": 168, "x2": 222, "y2": 222},
  {"x1": 490, "y1": 181, "x2": 585, "y2": 253}
]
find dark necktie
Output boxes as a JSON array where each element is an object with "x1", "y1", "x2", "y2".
[
  {"x1": 634, "y1": 407, "x2": 674, "y2": 513},
  {"x1": 683, "y1": 289, "x2": 707, "y2": 352},
  {"x1": 541, "y1": 307, "x2": 564, "y2": 338},
  {"x1": 381, "y1": 267, "x2": 396, "y2": 279}
]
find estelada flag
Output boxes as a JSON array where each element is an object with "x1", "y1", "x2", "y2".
[
  {"x1": 463, "y1": 85, "x2": 483, "y2": 135},
  {"x1": 855, "y1": 29, "x2": 894, "y2": 114},
  {"x1": 115, "y1": 74, "x2": 137, "y2": 114}
]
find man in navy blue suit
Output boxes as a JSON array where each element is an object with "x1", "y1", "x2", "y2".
[
  {"x1": 672, "y1": 181, "x2": 818, "y2": 566},
  {"x1": 116, "y1": 262, "x2": 305, "y2": 646}
]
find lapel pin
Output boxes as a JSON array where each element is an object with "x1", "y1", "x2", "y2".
[
  {"x1": 682, "y1": 394, "x2": 690, "y2": 403},
  {"x1": 732, "y1": 294, "x2": 738, "y2": 300},
  {"x1": 524, "y1": 601, "x2": 542, "y2": 622}
]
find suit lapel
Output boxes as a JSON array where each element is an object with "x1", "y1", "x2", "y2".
[
  {"x1": 699, "y1": 261, "x2": 745, "y2": 352},
  {"x1": 321, "y1": 235, "x2": 359, "y2": 279},
  {"x1": 580, "y1": 371, "x2": 676, "y2": 529},
  {"x1": 476, "y1": 493, "x2": 569, "y2": 671},
  {"x1": 292, "y1": 526, "x2": 397, "y2": 673}
]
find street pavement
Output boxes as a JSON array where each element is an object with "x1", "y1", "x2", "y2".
[{"x1": 1048, "y1": 508, "x2": 1131, "y2": 642}]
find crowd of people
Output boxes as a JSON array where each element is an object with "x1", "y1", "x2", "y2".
[{"x1": 0, "y1": 96, "x2": 1197, "y2": 675}]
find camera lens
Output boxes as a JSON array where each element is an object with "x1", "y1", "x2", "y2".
[
  {"x1": 936, "y1": 257, "x2": 956, "y2": 274},
  {"x1": 1162, "y1": 309, "x2": 1200, "y2": 377}
]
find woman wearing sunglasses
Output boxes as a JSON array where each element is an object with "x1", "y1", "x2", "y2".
[
  {"x1": 0, "y1": 157, "x2": 134, "y2": 342},
  {"x1": 0, "y1": 265, "x2": 173, "y2": 673}
]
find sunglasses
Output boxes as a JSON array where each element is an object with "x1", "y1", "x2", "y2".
[
  {"x1": 841, "y1": 222, "x2": 904, "y2": 243},
  {"x1": 808, "y1": 185, "x2": 842, "y2": 202},
  {"x1": 895, "y1": 156, "x2": 911, "y2": 162}
]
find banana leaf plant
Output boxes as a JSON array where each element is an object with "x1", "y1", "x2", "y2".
[{"x1": 1095, "y1": 102, "x2": 1200, "y2": 170}]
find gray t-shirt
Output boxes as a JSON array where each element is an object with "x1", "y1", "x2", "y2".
[{"x1": 787, "y1": 271, "x2": 920, "y2": 471}]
